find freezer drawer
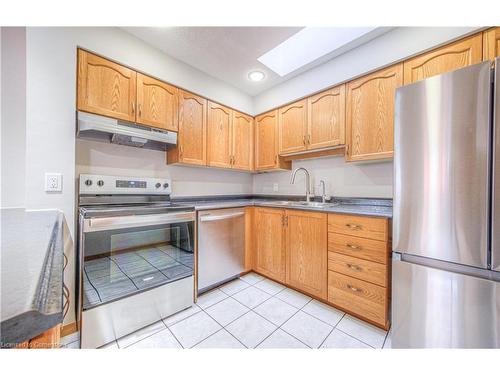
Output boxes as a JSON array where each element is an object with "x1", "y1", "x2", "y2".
[
  {"x1": 392, "y1": 259, "x2": 500, "y2": 348},
  {"x1": 197, "y1": 208, "x2": 245, "y2": 293}
]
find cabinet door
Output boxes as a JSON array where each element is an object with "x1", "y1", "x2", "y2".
[
  {"x1": 77, "y1": 49, "x2": 136, "y2": 122},
  {"x1": 255, "y1": 208, "x2": 286, "y2": 282},
  {"x1": 232, "y1": 111, "x2": 254, "y2": 171},
  {"x1": 136, "y1": 73, "x2": 178, "y2": 131},
  {"x1": 207, "y1": 101, "x2": 232, "y2": 168},
  {"x1": 307, "y1": 85, "x2": 346, "y2": 150},
  {"x1": 285, "y1": 210, "x2": 327, "y2": 299},
  {"x1": 483, "y1": 27, "x2": 500, "y2": 61},
  {"x1": 278, "y1": 99, "x2": 308, "y2": 154},
  {"x1": 177, "y1": 90, "x2": 207, "y2": 165},
  {"x1": 346, "y1": 63, "x2": 403, "y2": 161},
  {"x1": 255, "y1": 110, "x2": 279, "y2": 170},
  {"x1": 403, "y1": 34, "x2": 483, "y2": 85}
]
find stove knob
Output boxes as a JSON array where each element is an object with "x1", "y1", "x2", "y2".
[
  {"x1": 84, "y1": 179, "x2": 93, "y2": 186},
  {"x1": 163, "y1": 183, "x2": 169, "y2": 189},
  {"x1": 97, "y1": 180, "x2": 104, "y2": 187},
  {"x1": 155, "y1": 183, "x2": 161, "y2": 188}
]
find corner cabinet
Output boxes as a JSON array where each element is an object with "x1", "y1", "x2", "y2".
[
  {"x1": 254, "y1": 207, "x2": 287, "y2": 282},
  {"x1": 206, "y1": 103, "x2": 255, "y2": 171},
  {"x1": 285, "y1": 210, "x2": 327, "y2": 300},
  {"x1": 255, "y1": 110, "x2": 291, "y2": 171},
  {"x1": 77, "y1": 49, "x2": 137, "y2": 122},
  {"x1": 483, "y1": 27, "x2": 500, "y2": 61},
  {"x1": 346, "y1": 63, "x2": 403, "y2": 162},
  {"x1": 207, "y1": 101, "x2": 232, "y2": 169},
  {"x1": 232, "y1": 111, "x2": 254, "y2": 171},
  {"x1": 167, "y1": 90, "x2": 207, "y2": 166},
  {"x1": 403, "y1": 34, "x2": 483, "y2": 85},
  {"x1": 136, "y1": 73, "x2": 178, "y2": 131}
]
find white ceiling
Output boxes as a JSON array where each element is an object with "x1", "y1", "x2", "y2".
[{"x1": 123, "y1": 27, "x2": 392, "y2": 96}]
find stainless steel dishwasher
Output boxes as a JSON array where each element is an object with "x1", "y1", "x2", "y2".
[{"x1": 198, "y1": 207, "x2": 245, "y2": 293}]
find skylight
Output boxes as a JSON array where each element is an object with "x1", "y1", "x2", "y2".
[{"x1": 258, "y1": 27, "x2": 378, "y2": 77}]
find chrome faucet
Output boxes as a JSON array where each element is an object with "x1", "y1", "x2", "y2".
[
  {"x1": 290, "y1": 167, "x2": 313, "y2": 202},
  {"x1": 319, "y1": 180, "x2": 329, "y2": 203}
]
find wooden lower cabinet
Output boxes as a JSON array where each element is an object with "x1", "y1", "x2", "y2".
[
  {"x1": 328, "y1": 271, "x2": 388, "y2": 327},
  {"x1": 285, "y1": 210, "x2": 327, "y2": 299},
  {"x1": 249, "y1": 209, "x2": 392, "y2": 330},
  {"x1": 254, "y1": 207, "x2": 286, "y2": 282},
  {"x1": 327, "y1": 213, "x2": 391, "y2": 330}
]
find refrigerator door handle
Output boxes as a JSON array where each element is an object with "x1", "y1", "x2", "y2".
[{"x1": 493, "y1": 57, "x2": 500, "y2": 272}]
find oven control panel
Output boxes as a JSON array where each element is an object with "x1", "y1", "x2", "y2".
[{"x1": 79, "y1": 174, "x2": 172, "y2": 195}]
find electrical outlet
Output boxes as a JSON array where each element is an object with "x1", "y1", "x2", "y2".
[
  {"x1": 45, "y1": 173, "x2": 62, "y2": 192},
  {"x1": 273, "y1": 183, "x2": 279, "y2": 192}
]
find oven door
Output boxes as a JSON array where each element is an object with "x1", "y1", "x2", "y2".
[{"x1": 80, "y1": 211, "x2": 195, "y2": 310}]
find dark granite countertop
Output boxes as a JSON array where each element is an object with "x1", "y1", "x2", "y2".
[
  {"x1": 0, "y1": 209, "x2": 65, "y2": 347},
  {"x1": 173, "y1": 195, "x2": 392, "y2": 218}
]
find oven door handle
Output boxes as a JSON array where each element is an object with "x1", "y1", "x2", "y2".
[{"x1": 83, "y1": 212, "x2": 195, "y2": 232}]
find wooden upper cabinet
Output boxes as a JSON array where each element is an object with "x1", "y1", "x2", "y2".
[
  {"x1": 77, "y1": 49, "x2": 137, "y2": 122},
  {"x1": 285, "y1": 210, "x2": 327, "y2": 299},
  {"x1": 307, "y1": 85, "x2": 346, "y2": 150},
  {"x1": 255, "y1": 207, "x2": 286, "y2": 283},
  {"x1": 346, "y1": 63, "x2": 403, "y2": 161},
  {"x1": 171, "y1": 90, "x2": 207, "y2": 165},
  {"x1": 483, "y1": 27, "x2": 500, "y2": 61},
  {"x1": 207, "y1": 101, "x2": 232, "y2": 168},
  {"x1": 278, "y1": 99, "x2": 308, "y2": 154},
  {"x1": 255, "y1": 110, "x2": 279, "y2": 170},
  {"x1": 403, "y1": 34, "x2": 483, "y2": 85},
  {"x1": 232, "y1": 111, "x2": 254, "y2": 171},
  {"x1": 136, "y1": 73, "x2": 178, "y2": 131}
]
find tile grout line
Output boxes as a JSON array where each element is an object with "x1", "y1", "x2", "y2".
[
  {"x1": 334, "y1": 326, "x2": 378, "y2": 348},
  {"x1": 166, "y1": 325, "x2": 185, "y2": 348},
  {"x1": 120, "y1": 322, "x2": 170, "y2": 349},
  {"x1": 252, "y1": 300, "x2": 312, "y2": 349}
]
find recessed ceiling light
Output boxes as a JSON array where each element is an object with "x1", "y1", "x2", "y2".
[{"x1": 248, "y1": 71, "x2": 265, "y2": 82}]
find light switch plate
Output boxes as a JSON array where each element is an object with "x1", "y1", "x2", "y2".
[
  {"x1": 45, "y1": 173, "x2": 62, "y2": 192},
  {"x1": 273, "y1": 183, "x2": 279, "y2": 192}
]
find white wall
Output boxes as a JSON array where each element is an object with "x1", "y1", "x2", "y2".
[
  {"x1": 1, "y1": 27, "x2": 26, "y2": 208},
  {"x1": 76, "y1": 139, "x2": 253, "y2": 197},
  {"x1": 253, "y1": 156, "x2": 393, "y2": 198},
  {"x1": 254, "y1": 27, "x2": 481, "y2": 114}
]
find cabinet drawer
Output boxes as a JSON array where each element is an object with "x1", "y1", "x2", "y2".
[
  {"x1": 328, "y1": 271, "x2": 387, "y2": 327},
  {"x1": 328, "y1": 214, "x2": 388, "y2": 241},
  {"x1": 328, "y1": 233, "x2": 388, "y2": 264},
  {"x1": 328, "y1": 252, "x2": 387, "y2": 287}
]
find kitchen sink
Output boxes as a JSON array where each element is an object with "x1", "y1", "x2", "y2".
[
  {"x1": 289, "y1": 201, "x2": 339, "y2": 208},
  {"x1": 261, "y1": 200, "x2": 339, "y2": 208}
]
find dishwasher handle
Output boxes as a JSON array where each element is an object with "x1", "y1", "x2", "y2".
[{"x1": 199, "y1": 212, "x2": 245, "y2": 222}]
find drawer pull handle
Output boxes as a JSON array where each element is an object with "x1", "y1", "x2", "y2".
[
  {"x1": 346, "y1": 223, "x2": 362, "y2": 230},
  {"x1": 347, "y1": 263, "x2": 362, "y2": 271},
  {"x1": 347, "y1": 284, "x2": 362, "y2": 293},
  {"x1": 346, "y1": 243, "x2": 361, "y2": 250}
]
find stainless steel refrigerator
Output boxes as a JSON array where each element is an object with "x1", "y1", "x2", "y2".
[{"x1": 392, "y1": 58, "x2": 500, "y2": 348}]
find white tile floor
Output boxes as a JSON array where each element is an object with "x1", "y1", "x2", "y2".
[{"x1": 60, "y1": 273, "x2": 393, "y2": 349}]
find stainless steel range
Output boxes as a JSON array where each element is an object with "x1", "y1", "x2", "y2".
[{"x1": 77, "y1": 174, "x2": 195, "y2": 348}]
